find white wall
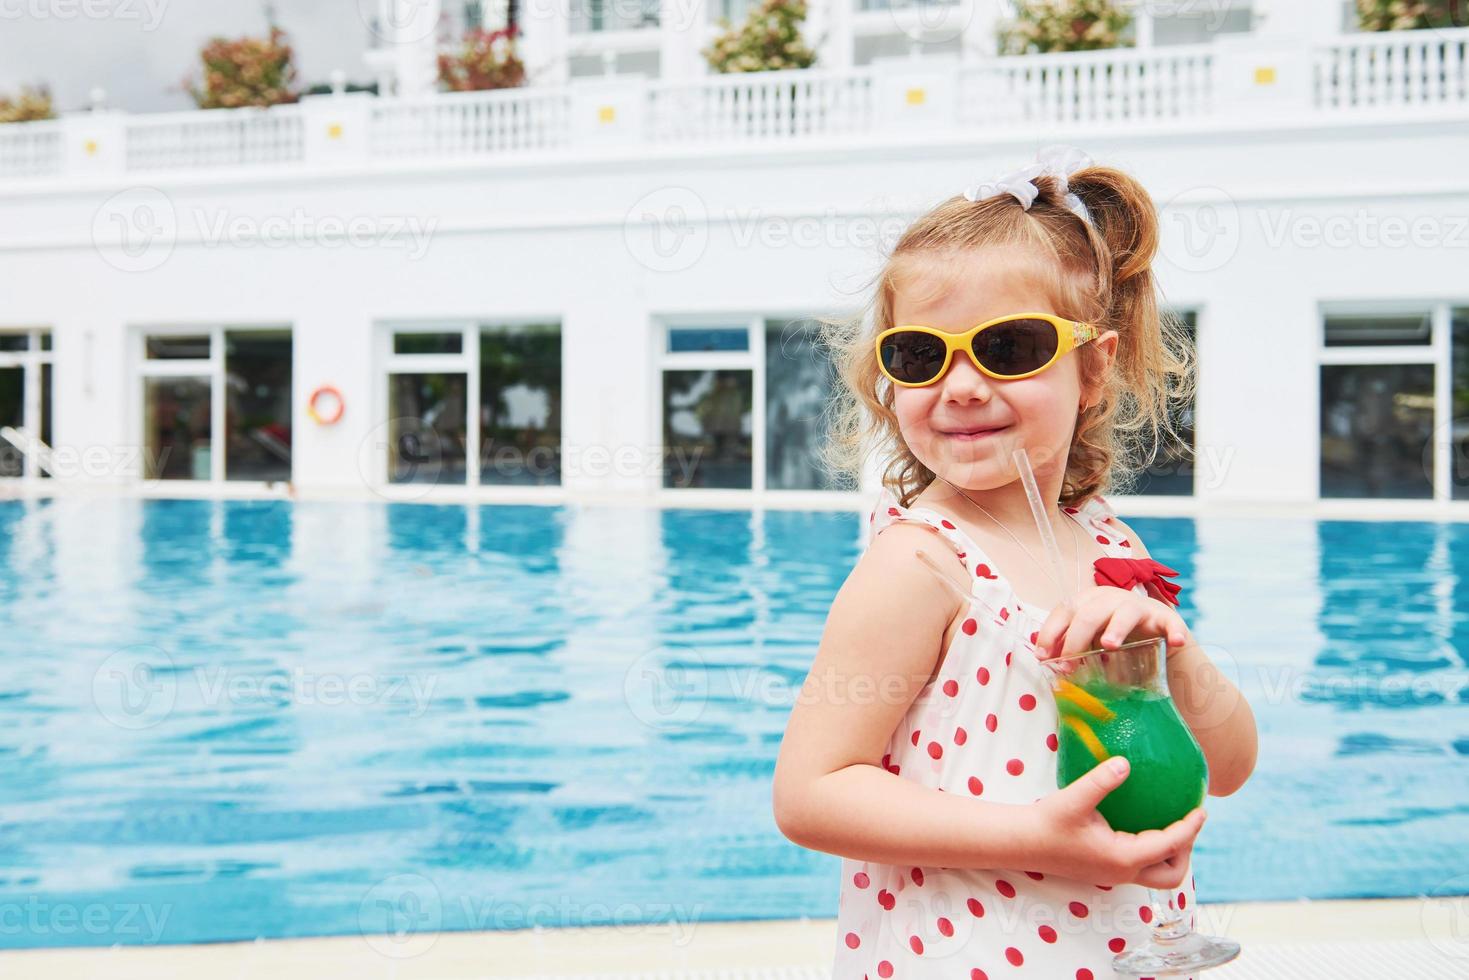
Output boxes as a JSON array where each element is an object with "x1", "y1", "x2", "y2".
[{"x1": 1, "y1": 114, "x2": 1466, "y2": 505}]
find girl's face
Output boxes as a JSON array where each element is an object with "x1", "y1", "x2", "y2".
[{"x1": 888, "y1": 247, "x2": 1118, "y2": 492}]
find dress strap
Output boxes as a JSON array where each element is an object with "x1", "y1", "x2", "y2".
[
  {"x1": 868, "y1": 486, "x2": 1010, "y2": 614},
  {"x1": 1065, "y1": 493, "x2": 1185, "y2": 607}
]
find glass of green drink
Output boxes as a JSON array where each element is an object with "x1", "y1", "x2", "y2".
[{"x1": 1047, "y1": 636, "x2": 1241, "y2": 977}]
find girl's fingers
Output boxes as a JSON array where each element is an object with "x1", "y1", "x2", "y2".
[
  {"x1": 1099, "y1": 604, "x2": 1145, "y2": 649},
  {"x1": 1035, "y1": 605, "x2": 1074, "y2": 659},
  {"x1": 1060, "y1": 603, "x2": 1115, "y2": 659},
  {"x1": 1121, "y1": 807, "x2": 1206, "y2": 868},
  {"x1": 1134, "y1": 854, "x2": 1191, "y2": 890}
]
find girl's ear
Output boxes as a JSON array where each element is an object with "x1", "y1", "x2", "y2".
[{"x1": 1081, "y1": 330, "x2": 1120, "y2": 409}]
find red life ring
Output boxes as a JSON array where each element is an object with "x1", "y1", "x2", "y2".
[{"x1": 307, "y1": 385, "x2": 345, "y2": 425}]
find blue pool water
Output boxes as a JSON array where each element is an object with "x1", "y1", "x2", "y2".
[{"x1": 0, "y1": 497, "x2": 1466, "y2": 948}]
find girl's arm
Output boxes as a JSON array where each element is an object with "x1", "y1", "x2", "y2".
[
  {"x1": 1102, "y1": 516, "x2": 1258, "y2": 798},
  {"x1": 772, "y1": 522, "x2": 1207, "y2": 885}
]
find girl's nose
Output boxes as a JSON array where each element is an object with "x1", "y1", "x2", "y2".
[{"x1": 937, "y1": 351, "x2": 993, "y2": 404}]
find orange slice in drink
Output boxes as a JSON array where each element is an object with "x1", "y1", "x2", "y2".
[
  {"x1": 1062, "y1": 715, "x2": 1110, "y2": 763},
  {"x1": 1054, "y1": 679, "x2": 1115, "y2": 722}
]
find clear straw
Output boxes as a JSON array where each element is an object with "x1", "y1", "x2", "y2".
[{"x1": 1012, "y1": 446, "x2": 1076, "y2": 608}]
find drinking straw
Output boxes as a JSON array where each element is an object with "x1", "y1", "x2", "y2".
[{"x1": 1012, "y1": 446, "x2": 1076, "y2": 608}]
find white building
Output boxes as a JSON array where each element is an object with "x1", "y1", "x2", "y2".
[{"x1": 0, "y1": 0, "x2": 1466, "y2": 515}]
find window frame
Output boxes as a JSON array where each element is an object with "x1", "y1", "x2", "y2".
[
  {"x1": 654, "y1": 314, "x2": 765, "y2": 493},
  {"x1": 0, "y1": 327, "x2": 55, "y2": 481},
  {"x1": 1316, "y1": 302, "x2": 1453, "y2": 501},
  {"x1": 132, "y1": 323, "x2": 292, "y2": 485}
]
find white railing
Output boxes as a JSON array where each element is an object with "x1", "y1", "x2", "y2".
[
  {"x1": 648, "y1": 68, "x2": 876, "y2": 143},
  {"x1": 960, "y1": 44, "x2": 1215, "y2": 127},
  {"x1": 0, "y1": 120, "x2": 63, "y2": 178},
  {"x1": 4, "y1": 29, "x2": 1469, "y2": 183},
  {"x1": 369, "y1": 88, "x2": 572, "y2": 158},
  {"x1": 1315, "y1": 26, "x2": 1469, "y2": 111},
  {"x1": 125, "y1": 105, "x2": 306, "y2": 172}
]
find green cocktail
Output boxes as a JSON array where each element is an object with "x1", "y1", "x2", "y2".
[
  {"x1": 1044, "y1": 636, "x2": 1239, "y2": 977},
  {"x1": 1055, "y1": 679, "x2": 1207, "y2": 833}
]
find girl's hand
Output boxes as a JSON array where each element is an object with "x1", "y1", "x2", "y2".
[
  {"x1": 1034, "y1": 584, "x2": 1189, "y2": 662},
  {"x1": 1031, "y1": 756, "x2": 1205, "y2": 889}
]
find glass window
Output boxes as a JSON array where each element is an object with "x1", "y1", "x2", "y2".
[
  {"x1": 394, "y1": 332, "x2": 463, "y2": 355},
  {"x1": 1324, "y1": 313, "x2": 1431, "y2": 348},
  {"x1": 662, "y1": 369, "x2": 752, "y2": 488},
  {"x1": 0, "y1": 335, "x2": 27, "y2": 353},
  {"x1": 0, "y1": 368, "x2": 21, "y2": 477},
  {"x1": 668, "y1": 328, "x2": 748, "y2": 353},
  {"x1": 1320, "y1": 363, "x2": 1434, "y2": 499},
  {"x1": 764, "y1": 318, "x2": 851, "y2": 491},
  {"x1": 146, "y1": 335, "x2": 211, "y2": 360},
  {"x1": 1151, "y1": 7, "x2": 1253, "y2": 46},
  {"x1": 39, "y1": 332, "x2": 52, "y2": 352},
  {"x1": 144, "y1": 377, "x2": 213, "y2": 480},
  {"x1": 388, "y1": 373, "x2": 468, "y2": 485},
  {"x1": 1453, "y1": 309, "x2": 1469, "y2": 500},
  {"x1": 1134, "y1": 310, "x2": 1197, "y2": 496},
  {"x1": 479, "y1": 325, "x2": 561, "y2": 486},
  {"x1": 39, "y1": 363, "x2": 51, "y2": 480},
  {"x1": 224, "y1": 331, "x2": 292, "y2": 482}
]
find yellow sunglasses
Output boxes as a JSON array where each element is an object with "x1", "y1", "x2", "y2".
[{"x1": 875, "y1": 312, "x2": 1100, "y2": 387}]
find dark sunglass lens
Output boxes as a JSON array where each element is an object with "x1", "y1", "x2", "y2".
[
  {"x1": 973, "y1": 318, "x2": 1059, "y2": 376},
  {"x1": 881, "y1": 332, "x2": 948, "y2": 384}
]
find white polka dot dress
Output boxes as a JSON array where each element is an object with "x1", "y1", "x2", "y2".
[{"x1": 832, "y1": 486, "x2": 1198, "y2": 980}]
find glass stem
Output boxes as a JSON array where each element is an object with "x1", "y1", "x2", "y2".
[{"x1": 1146, "y1": 887, "x2": 1190, "y2": 943}]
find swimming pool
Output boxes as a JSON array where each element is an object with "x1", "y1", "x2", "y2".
[{"x1": 0, "y1": 497, "x2": 1465, "y2": 948}]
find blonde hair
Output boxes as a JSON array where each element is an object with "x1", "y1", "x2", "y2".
[{"x1": 816, "y1": 165, "x2": 1196, "y2": 508}]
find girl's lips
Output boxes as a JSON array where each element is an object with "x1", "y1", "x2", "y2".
[{"x1": 941, "y1": 425, "x2": 1010, "y2": 442}]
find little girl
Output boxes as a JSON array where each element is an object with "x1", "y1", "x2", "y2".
[{"x1": 772, "y1": 147, "x2": 1259, "y2": 979}]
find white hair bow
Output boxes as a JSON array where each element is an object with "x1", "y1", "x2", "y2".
[{"x1": 961, "y1": 144, "x2": 1095, "y2": 225}]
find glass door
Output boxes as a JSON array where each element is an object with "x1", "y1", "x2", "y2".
[{"x1": 0, "y1": 329, "x2": 54, "y2": 480}]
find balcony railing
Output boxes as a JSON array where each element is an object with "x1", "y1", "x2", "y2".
[
  {"x1": 1315, "y1": 26, "x2": 1469, "y2": 110},
  {"x1": 3, "y1": 28, "x2": 1466, "y2": 183}
]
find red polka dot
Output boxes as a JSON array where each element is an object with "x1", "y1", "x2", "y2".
[
  {"x1": 878, "y1": 960, "x2": 893, "y2": 978},
  {"x1": 845, "y1": 932, "x2": 860, "y2": 949},
  {"x1": 909, "y1": 935, "x2": 924, "y2": 954},
  {"x1": 1095, "y1": 884, "x2": 1113, "y2": 891},
  {"x1": 1028, "y1": 630, "x2": 1039, "y2": 645},
  {"x1": 1177, "y1": 892, "x2": 1187, "y2": 910},
  {"x1": 1068, "y1": 901, "x2": 1089, "y2": 918},
  {"x1": 943, "y1": 679, "x2": 959, "y2": 697},
  {"x1": 961, "y1": 618, "x2": 978, "y2": 635},
  {"x1": 1019, "y1": 693, "x2": 1037, "y2": 711},
  {"x1": 1095, "y1": 534, "x2": 1109, "y2": 545},
  {"x1": 1077, "y1": 971, "x2": 1094, "y2": 980},
  {"x1": 927, "y1": 741, "x2": 943, "y2": 759},
  {"x1": 853, "y1": 872, "x2": 870, "y2": 889},
  {"x1": 1005, "y1": 651, "x2": 1013, "y2": 666},
  {"x1": 1024, "y1": 871, "x2": 1044, "y2": 881},
  {"x1": 940, "y1": 519, "x2": 955, "y2": 529},
  {"x1": 976, "y1": 666, "x2": 991, "y2": 685},
  {"x1": 877, "y1": 889, "x2": 895, "y2": 910},
  {"x1": 967, "y1": 897, "x2": 984, "y2": 917},
  {"x1": 1004, "y1": 947, "x2": 1024, "y2": 966},
  {"x1": 911, "y1": 730, "x2": 920, "y2": 746},
  {"x1": 995, "y1": 879, "x2": 1016, "y2": 898},
  {"x1": 971, "y1": 971, "x2": 988, "y2": 980},
  {"x1": 911, "y1": 867, "x2": 925, "y2": 886},
  {"x1": 888, "y1": 508, "x2": 900, "y2": 516},
  {"x1": 1006, "y1": 758, "x2": 1024, "y2": 776},
  {"x1": 880, "y1": 753, "x2": 890, "y2": 769},
  {"x1": 967, "y1": 776, "x2": 983, "y2": 795},
  {"x1": 1139, "y1": 905, "x2": 1153, "y2": 924},
  {"x1": 937, "y1": 916, "x2": 954, "y2": 937},
  {"x1": 954, "y1": 726, "x2": 968, "y2": 746},
  {"x1": 1046, "y1": 732, "x2": 1059, "y2": 751},
  {"x1": 1038, "y1": 925, "x2": 1057, "y2": 943},
  {"x1": 985, "y1": 713, "x2": 998, "y2": 733},
  {"x1": 1109, "y1": 937, "x2": 1126, "y2": 953}
]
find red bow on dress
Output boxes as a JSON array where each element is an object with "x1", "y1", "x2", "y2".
[{"x1": 1093, "y1": 556, "x2": 1183, "y2": 607}]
